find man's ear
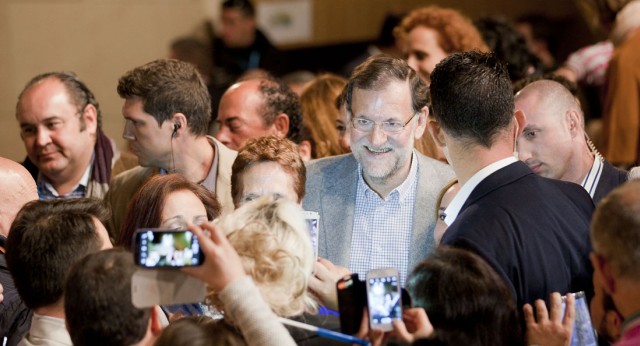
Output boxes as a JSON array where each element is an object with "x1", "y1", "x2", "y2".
[
  {"x1": 590, "y1": 252, "x2": 617, "y2": 295},
  {"x1": 81, "y1": 103, "x2": 99, "y2": 135},
  {"x1": 413, "y1": 106, "x2": 428, "y2": 140},
  {"x1": 426, "y1": 116, "x2": 446, "y2": 148},
  {"x1": 565, "y1": 110, "x2": 582, "y2": 138},
  {"x1": 298, "y1": 140, "x2": 312, "y2": 162},
  {"x1": 271, "y1": 113, "x2": 290, "y2": 139},
  {"x1": 605, "y1": 310, "x2": 623, "y2": 340},
  {"x1": 514, "y1": 110, "x2": 526, "y2": 137},
  {"x1": 170, "y1": 113, "x2": 188, "y2": 137}
]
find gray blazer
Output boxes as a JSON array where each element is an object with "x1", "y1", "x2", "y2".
[{"x1": 302, "y1": 152, "x2": 455, "y2": 275}]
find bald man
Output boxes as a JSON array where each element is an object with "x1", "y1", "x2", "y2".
[
  {"x1": 0, "y1": 157, "x2": 38, "y2": 345},
  {"x1": 215, "y1": 78, "x2": 303, "y2": 151},
  {"x1": 515, "y1": 80, "x2": 627, "y2": 204}
]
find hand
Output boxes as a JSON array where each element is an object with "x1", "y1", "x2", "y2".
[
  {"x1": 182, "y1": 222, "x2": 246, "y2": 291},
  {"x1": 392, "y1": 308, "x2": 435, "y2": 342},
  {"x1": 0, "y1": 282, "x2": 3, "y2": 304},
  {"x1": 523, "y1": 292, "x2": 575, "y2": 346},
  {"x1": 307, "y1": 257, "x2": 351, "y2": 310},
  {"x1": 356, "y1": 308, "x2": 387, "y2": 346}
]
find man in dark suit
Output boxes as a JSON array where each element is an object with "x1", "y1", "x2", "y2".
[
  {"x1": 515, "y1": 79, "x2": 627, "y2": 205},
  {"x1": 427, "y1": 52, "x2": 594, "y2": 311}
]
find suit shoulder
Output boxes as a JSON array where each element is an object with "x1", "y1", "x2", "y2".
[
  {"x1": 306, "y1": 154, "x2": 355, "y2": 176},
  {"x1": 416, "y1": 153, "x2": 455, "y2": 181},
  {"x1": 109, "y1": 166, "x2": 156, "y2": 192}
]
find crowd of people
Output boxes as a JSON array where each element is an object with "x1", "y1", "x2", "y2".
[{"x1": 1, "y1": 0, "x2": 640, "y2": 345}]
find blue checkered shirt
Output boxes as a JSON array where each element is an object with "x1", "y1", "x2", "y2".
[
  {"x1": 37, "y1": 163, "x2": 91, "y2": 200},
  {"x1": 350, "y1": 153, "x2": 418, "y2": 286}
]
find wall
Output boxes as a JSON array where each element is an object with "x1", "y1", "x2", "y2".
[{"x1": 0, "y1": 0, "x2": 583, "y2": 161}]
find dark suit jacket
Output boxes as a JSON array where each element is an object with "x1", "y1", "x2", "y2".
[
  {"x1": 441, "y1": 161, "x2": 594, "y2": 309},
  {"x1": 593, "y1": 160, "x2": 628, "y2": 205}
]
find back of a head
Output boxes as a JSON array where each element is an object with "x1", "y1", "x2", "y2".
[
  {"x1": 394, "y1": 6, "x2": 488, "y2": 54},
  {"x1": 212, "y1": 197, "x2": 315, "y2": 317},
  {"x1": 5, "y1": 199, "x2": 106, "y2": 310},
  {"x1": 591, "y1": 181, "x2": 640, "y2": 281},
  {"x1": 430, "y1": 51, "x2": 514, "y2": 148},
  {"x1": 118, "y1": 173, "x2": 221, "y2": 249},
  {"x1": 300, "y1": 73, "x2": 347, "y2": 158},
  {"x1": 0, "y1": 157, "x2": 38, "y2": 236},
  {"x1": 155, "y1": 316, "x2": 246, "y2": 346},
  {"x1": 117, "y1": 59, "x2": 211, "y2": 136},
  {"x1": 407, "y1": 247, "x2": 523, "y2": 346},
  {"x1": 258, "y1": 77, "x2": 303, "y2": 144},
  {"x1": 347, "y1": 54, "x2": 428, "y2": 114},
  {"x1": 65, "y1": 248, "x2": 150, "y2": 346},
  {"x1": 231, "y1": 136, "x2": 306, "y2": 206}
]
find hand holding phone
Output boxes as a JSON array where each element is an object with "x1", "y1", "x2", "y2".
[
  {"x1": 181, "y1": 222, "x2": 247, "y2": 292},
  {"x1": 366, "y1": 268, "x2": 402, "y2": 332},
  {"x1": 134, "y1": 229, "x2": 204, "y2": 268}
]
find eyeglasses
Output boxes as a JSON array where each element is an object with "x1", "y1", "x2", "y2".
[{"x1": 350, "y1": 112, "x2": 418, "y2": 133}]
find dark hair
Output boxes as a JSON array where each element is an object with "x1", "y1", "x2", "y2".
[
  {"x1": 430, "y1": 51, "x2": 514, "y2": 148},
  {"x1": 17, "y1": 71, "x2": 103, "y2": 128},
  {"x1": 258, "y1": 78, "x2": 303, "y2": 144},
  {"x1": 64, "y1": 249, "x2": 150, "y2": 346},
  {"x1": 155, "y1": 316, "x2": 245, "y2": 346},
  {"x1": 407, "y1": 247, "x2": 523, "y2": 346},
  {"x1": 222, "y1": 0, "x2": 255, "y2": 17},
  {"x1": 5, "y1": 199, "x2": 108, "y2": 309},
  {"x1": 117, "y1": 59, "x2": 211, "y2": 136},
  {"x1": 474, "y1": 17, "x2": 543, "y2": 82},
  {"x1": 346, "y1": 54, "x2": 428, "y2": 115},
  {"x1": 231, "y1": 136, "x2": 306, "y2": 207},
  {"x1": 118, "y1": 174, "x2": 221, "y2": 249}
]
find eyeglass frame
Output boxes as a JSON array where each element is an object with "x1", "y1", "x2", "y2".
[{"x1": 349, "y1": 111, "x2": 420, "y2": 134}]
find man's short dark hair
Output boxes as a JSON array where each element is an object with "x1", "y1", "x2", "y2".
[
  {"x1": 65, "y1": 249, "x2": 150, "y2": 346},
  {"x1": 346, "y1": 54, "x2": 428, "y2": 116},
  {"x1": 117, "y1": 59, "x2": 211, "y2": 136},
  {"x1": 407, "y1": 247, "x2": 522, "y2": 346},
  {"x1": 259, "y1": 78, "x2": 303, "y2": 144},
  {"x1": 16, "y1": 71, "x2": 103, "y2": 128},
  {"x1": 430, "y1": 51, "x2": 514, "y2": 148},
  {"x1": 222, "y1": 0, "x2": 255, "y2": 17},
  {"x1": 5, "y1": 199, "x2": 108, "y2": 310}
]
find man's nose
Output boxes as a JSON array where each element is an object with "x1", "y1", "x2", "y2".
[{"x1": 123, "y1": 121, "x2": 135, "y2": 141}]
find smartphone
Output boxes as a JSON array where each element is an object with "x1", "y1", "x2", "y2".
[
  {"x1": 563, "y1": 291, "x2": 597, "y2": 346},
  {"x1": 133, "y1": 229, "x2": 204, "y2": 268},
  {"x1": 337, "y1": 273, "x2": 366, "y2": 334},
  {"x1": 302, "y1": 211, "x2": 319, "y2": 260},
  {"x1": 366, "y1": 268, "x2": 402, "y2": 332}
]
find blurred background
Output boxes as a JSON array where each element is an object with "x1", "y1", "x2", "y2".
[{"x1": 0, "y1": 0, "x2": 601, "y2": 161}]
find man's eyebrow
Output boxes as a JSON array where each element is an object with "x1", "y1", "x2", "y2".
[{"x1": 20, "y1": 115, "x2": 62, "y2": 126}]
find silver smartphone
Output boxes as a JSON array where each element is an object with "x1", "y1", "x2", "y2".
[
  {"x1": 366, "y1": 268, "x2": 402, "y2": 332},
  {"x1": 302, "y1": 210, "x2": 319, "y2": 260}
]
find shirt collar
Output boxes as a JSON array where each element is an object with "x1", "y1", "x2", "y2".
[
  {"x1": 357, "y1": 151, "x2": 418, "y2": 203},
  {"x1": 444, "y1": 156, "x2": 517, "y2": 225},
  {"x1": 38, "y1": 158, "x2": 92, "y2": 197},
  {"x1": 580, "y1": 153, "x2": 604, "y2": 199}
]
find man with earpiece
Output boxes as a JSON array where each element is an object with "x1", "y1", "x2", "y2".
[
  {"x1": 104, "y1": 59, "x2": 237, "y2": 239},
  {"x1": 515, "y1": 79, "x2": 627, "y2": 205}
]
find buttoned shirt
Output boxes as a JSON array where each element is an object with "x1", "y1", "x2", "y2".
[
  {"x1": 350, "y1": 152, "x2": 418, "y2": 286},
  {"x1": 37, "y1": 162, "x2": 91, "y2": 200}
]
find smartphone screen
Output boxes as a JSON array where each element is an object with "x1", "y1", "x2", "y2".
[
  {"x1": 337, "y1": 274, "x2": 366, "y2": 334},
  {"x1": 366, "y1": 268, "x2": 402, "y2": 331},
  {"x1": 134, "y1": 229, "x2": 203, "y2": 268},
  {"x1": 302, "y1": 211, "x2": 319, "y2": 260},
  {"x1": 563, "y1": 291, "x2": 597, "y2": 346}
]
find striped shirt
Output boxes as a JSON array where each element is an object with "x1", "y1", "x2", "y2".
[{"x1": 581, "y1": 153, "x2": 604, "y2": 199}]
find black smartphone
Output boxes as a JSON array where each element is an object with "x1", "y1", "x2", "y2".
[
  {"x1": 336, "y1": 273, "x2": 366, "y2": 334},
  {"x1": 133, "y1": 229, "x2": 204, "y2": 268},
  {"x1": 366, "y1": 268, "x2": 402, "y2": 332}
]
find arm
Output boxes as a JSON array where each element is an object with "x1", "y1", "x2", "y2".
[{"x1": 183, "y1": 223, "x2": 296, "y2": 346}]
